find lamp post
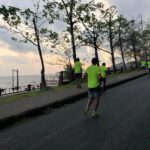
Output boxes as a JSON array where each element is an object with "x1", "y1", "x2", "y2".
[{"x1": 12, "y1": 69, "x2": 19, "y2": 91}]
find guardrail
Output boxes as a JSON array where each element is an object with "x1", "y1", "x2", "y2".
[
  {"x1": 0, "y1": 71, "x2": 75, "y2": 97},
  {"x1": 0, "y1": 84, "x2": 40, "y2": 97},
  {"x1": 58, "y1": 71, "x2": 75, "y2": 85}
]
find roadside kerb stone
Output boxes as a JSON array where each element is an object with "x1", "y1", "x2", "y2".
[{"x1": 0, "y1": 72, "x2": 147, "y2": 129}]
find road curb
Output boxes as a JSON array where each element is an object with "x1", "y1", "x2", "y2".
[
  {"x1": 0, "y1": 73, "x2": 147, "y2": 129},
  {"x1": 106, "y1": 73, "x2": 147, "y2": 89}
]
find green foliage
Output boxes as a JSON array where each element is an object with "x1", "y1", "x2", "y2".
[
  {"x1": 11, "y1": 37, "x2": 17, "y2": 42},
  {"x1": 76, "y1": 0, "x2": 106, "y2": 54},
  {"x1": 0, "y1": 5, "x2": 21, "y2": 26},
  {"x1": 43, "y1": 1, "x2": 59, "y2": 21}
]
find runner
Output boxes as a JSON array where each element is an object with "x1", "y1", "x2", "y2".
[
  {"x1": 140, "y1": 60, "x2": 146, "y2": 70},
  {"x1": 84, "y1": 58, "x2": 102, "y2": 117},
  {"x1": 100, "y1": 63, "x2": 107, "y2": 93},
  {"x1": 147, "y1": 60, "x2": 150, "y2": 76},
  {"x1": 73, "y1": 58, "x2": 82, "y2": 88}
]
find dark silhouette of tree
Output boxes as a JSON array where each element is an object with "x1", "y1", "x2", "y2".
[
  {"x1": 114, "y1": 15, "x2": 129, "y2": 71},
  {"x1": 0, "y1": 1, "x2": 58, "y2": 87},
  {"x1": 76, "y1": 0, "x2": 105, "y2": 66},
  {"x1": 104, "y1": 6, "x2": 117, "y2": 72},
  {"x1": 125, "y1": 20, "x2": 142, "y2": 68},
  {"x1": 43, "y1": 0, "x2": 82, "y2": 62}
]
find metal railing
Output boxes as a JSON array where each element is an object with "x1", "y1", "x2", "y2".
[
  {"x1": 0, "y1": 71, "x2": 75, "y2": 97},
  {"x1": 0, "y1": 84, "x2": 40, "y2": 97}
]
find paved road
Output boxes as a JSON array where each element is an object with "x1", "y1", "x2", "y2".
[{"x1": 0, "y1": 76, "x2": 150, "y2": 150}]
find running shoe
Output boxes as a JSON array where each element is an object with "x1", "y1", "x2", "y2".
[
  {"x1": 91, "y1": 111, "x2": 101, "y2": 117},
  {"x1": 84, "y1": 108, "x2": 89, "y2": 116}
]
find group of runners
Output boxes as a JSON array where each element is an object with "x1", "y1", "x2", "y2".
[
  {"x1": 141, "y1": 60, "x2": 150, "y2": 75},
  {"x1": 73, "y1": 58, "x2": 150, "y2": 118},
  {"x1": 73, "y1": 58, "x2": 107, "y2": 117}
]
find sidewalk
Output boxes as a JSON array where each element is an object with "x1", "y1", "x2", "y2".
[{"x1": 0, "y1": 70, "x2": 147, "y2": 129}]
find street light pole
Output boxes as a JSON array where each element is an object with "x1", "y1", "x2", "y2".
[
  {"x1": 16, "y1": 69, "x2": 19, "y2": 91},
  {"x1": 12, "y1": 69, "x2": 19, "y2": 91},
  {"x1": 12, "y1": 69, "x2": 14, "y2": 89}
]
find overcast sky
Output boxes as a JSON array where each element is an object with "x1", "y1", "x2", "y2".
[
  {"x1": 0, "y1": 0, "x2": 150, "y2": 76},
  {"x1": 108, "y1": 0, "x2": 150, "y2": 20}
]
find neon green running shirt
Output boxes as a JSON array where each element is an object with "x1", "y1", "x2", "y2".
[
  {"x1": 100, "y1": 65, "x2": 107, "y2": 78},
  {"x1": 147, "y1": 61, "x2": 150, "y2": 68},
  {"x1": 85, "y1": 65, "x2": 100, "y2": 88},
  {"x1": 73, "y1": 62, "x2": 82, "y2": 73},
  {"x1": 141, "y1": 61, "x2": 146, "y2": 67}
]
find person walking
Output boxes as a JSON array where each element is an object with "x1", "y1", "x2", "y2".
[
  {"x1": 84, "y1": 58, "x2": 102, "y2": 117},
  {"x1": 147, "y1": 60, "x2": 150, "y2": 76},
  {"x1": 100, "y1": 63, "x2": 107, "y2": 93},
  {"x1": 140, "y1": 60, "x2": 146, "y2": 70},
  {"x1": 73, "y1": 58, "x2": 82, "y2": 88}
]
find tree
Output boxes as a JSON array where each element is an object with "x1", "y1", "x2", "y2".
[
  {"x1": 125, "y1": 19, "x2": 142, "y2": 68},
  {"x1": 76, "y1": 0, "x2": 105, "y2": 66},
  {"x1": 104, "y1": 6, "x2": 118, "y2": 72},
  {"x1": 139, "y1": 18, "x2": 150, "y2": 61},
  {"x1": 43, "y1": 0, "x2": 82, "y2": 62},
  {"x1": 114, "y1": 15, "x2": 129, "y2": 71},
  {"x1": 0, "y1": 1, "x2": 58, "y2": 88},
  {"x1": 48, "y1": 32, "x2": 73, "y2": 67}
]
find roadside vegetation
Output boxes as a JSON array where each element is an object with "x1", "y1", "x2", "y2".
[
  {"x1": 0, "y1": 69, "x2": 145, "y2": 105},
  {"x1": 0, "y1": 0, "x2": 149, "y2": 104},
  {"x1": 0, "y1": 0, "x2": 150, "y2": 83}
]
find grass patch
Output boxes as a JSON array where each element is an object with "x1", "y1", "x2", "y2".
[
  {"x1": 0, "y1": 88, "x2": 52, "y2": 105},
  {"x1": 0, "y1": 69, "x2": 144, "y2": 106}
]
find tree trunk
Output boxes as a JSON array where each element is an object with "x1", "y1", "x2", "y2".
[
  {"x1": 108, "y1": 17, "x2": 116, "y2": 72},
  {"x1": 70, "y1": 0, "x2": 76, "y2": 62},
  {"x1": 109, "y1": 29, "x2": 116, "y2": 72},
  {"x1": 33, "y1": 18, "x2": 46, "y2": 88},
  {"x1": 93, "y1": 36, "x2": 100, "y2": 66},
  {"x1": 70, "y1": 21, "x2": 76, "y2": 62},
  {"x1": 110, "y1": 39, "x2": 116, "y2": 72},
  {"x1": 119, "y1": 28, "x2": 127, "y2": 71},
  {"x1": 132, "y1": 43, "x2": 138, "y2": 68}
]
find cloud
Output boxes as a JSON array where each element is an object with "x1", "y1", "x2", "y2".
[
  {"x1": 0, "y1": 0, "x2": 150, "y2": 76},
  {"x1": 0, "y1": 30, "x2": 37, "y2": 53},
  {"x1": 0, "y1": 0, "x2": 34, "y2": 9},
  {"x1": 108, "y1": 0, "x2": 150, "y2": 20},
  {"x1": 0, "y1": 39, "x2": 63, "y2": 76},
  {"x1": 0, "y1": 59, "x2": 5, "y2": 65}
]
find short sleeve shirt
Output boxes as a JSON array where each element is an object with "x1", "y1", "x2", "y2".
[
  {"x1": 147, "y1": 61, "x2": 150, "y2": 68},
  {"x1": 141, "y1": 61, "x2": 146, "y2": 67},
  {"x1": 100, "y1": 65, "x2": 107, "y2": 78},
  {"x1": 85, "y1": 65, "x2": 100, "y2": 88},
  {"x1": 74, "y1": 62, "x2": 82, "y2": 73}
]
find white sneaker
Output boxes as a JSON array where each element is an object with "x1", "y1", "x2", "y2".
[{"x1": 91, "y1": 111, "x2": 101, "y2": 117}]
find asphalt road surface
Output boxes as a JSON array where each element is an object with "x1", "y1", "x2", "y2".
[{"x1": 0, "y1": 76, "x2": 150, "y2": 150}]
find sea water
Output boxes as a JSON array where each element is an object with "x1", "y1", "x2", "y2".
[{"x1": 0, "y1": 73, "x2": 59, "y2": 89}]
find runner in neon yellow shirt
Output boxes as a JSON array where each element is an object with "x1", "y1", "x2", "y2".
[
  {"x1": 84, "y1": 58, "x2": 102, "y2": 117},
  {"x1": 147, "y1": 60, "x2": 150, "y2": 76},
  {"x1": 141, "y1": 60, "x2": 146, "y2": 70},
  {"x1": 100, "y1": 63, "x2": 107, "y2": 92},
  {"x1": 73, "y1": 58, "x2": 82, "y2": 88}
]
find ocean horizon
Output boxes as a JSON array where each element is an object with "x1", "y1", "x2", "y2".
[{"x1": 0, "y1": 73, "x2": 60, "y2": 89}]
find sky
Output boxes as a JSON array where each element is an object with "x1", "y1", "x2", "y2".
[{"x1": 0, "y1": 0, "x2": 150, "y2": 76}]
